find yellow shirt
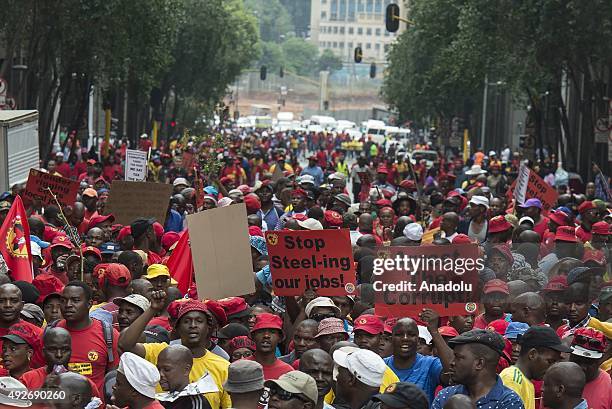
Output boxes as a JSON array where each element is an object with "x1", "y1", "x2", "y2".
[
  {"x1": 324, "y1": 366, "x2": 399, "y2": 404},
  {"x1": 500, "y1": 366, "x2": 534, "y2": 409},
  {"x1": 144, "y1": 342, "x2": 231, "y2": 409}
]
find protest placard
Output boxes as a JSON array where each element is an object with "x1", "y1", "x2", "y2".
[
  {"x1": 23, "y1": 169, "x2": 79, "y2": 207},
  {"x1": 508, "y1": 166, "x2": 558, "y2": 212},
  {"x1": 374, "y1": 243, "x2": 481, "y2": 317},
  {"x1": 265, "y1": 229, "x2": 355, "y2": 296},
  {"x1": 513, "y1": 163, "x2": 530, "y2": 205},
  {"x1": 105, "y1": 181, "x2": 173, "y2": 225},
  {"x1": 187, "y1": 203, "x2": 255, "y2": 299},
  {"x1": 124, "y1": 149, "x2": 148, "y2": 181}
]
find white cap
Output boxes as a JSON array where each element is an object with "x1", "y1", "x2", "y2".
[
  {"x1": 465, "y1": 165, "x2": 487, "y2": 175},
  {"x1": 571, "y1": 345, "x2": 603, "y2": 359},
  {"x1": 0, "y1": 377, "x2": 31, "y2": 406},
  {"x1": 333, "y1": 348, "x2": 386, "y2": 388},
  {"x1": 218, "y1": 197, "x2": 234, "y2": 207},
  {"x1": 469, "y1": 195, "x2": 489, "y2": 209},
  {"x1": 297, "y1": 175, "x2": 315, "y2": 185},
  {"x1": 418, "y1": 325, "x2": 432, "y2": 345},
  {"x1": 173, "y1": 177, "x2": 189, "y2": 187},
  {"x1": 403, "y1": 223, "x2": 423, "y2": 241},
  {"x1": 140, "y1": 133, "x2": 148, "y2": 139},
  {"x1": 113, "y1": 294, "x2": 151, "y2": 312},
  {"x1": 519, "y1": 216, "x2": 535, "y2": 226},
  {"x1": 488, "y1": 150, "x2": 497, "y2": 156},
  {"x1": 305, "y1": 297, "x2": 340, "y2": 318},
  {"x1": 55, "y1": 152, "x2": 64, "y2": 158},
  {"x1": 297, "y1": 218, "x2": 323, "y2": 231},
  {"x1": 117, "y1": 352, "x2": 159, "y2": 399},
  {"x1": 328, "y1": 172, "x2": 346, "y2": 181},
  {"x1": 30, "y1": 241, "x2": 42, "y2": 258}
]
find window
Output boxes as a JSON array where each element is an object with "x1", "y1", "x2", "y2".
[
  {"x1": 357, "y1": 0, "x2": 364, "y2": 12},
  {"x1": 375, "y1": 0, "x2": 382, "y2": 13},
  {"x1": 366, "y1": 28, "x2": 372, "y2": 35},
  {"x1": 321, "y1": 11, "x2": 327, "y2": 19},
  {"x1": 375, "y1": 28, "x2": 381, "y2": 36},
  {"x1": 334, "y1": 26, "x2": 338, "y2": 33},
  {"x1": 339, "y1": 0, "x2": 347, "y2": 21},
  {"x1": 384, "y1": 31, "x2": 389, "y2": 37},
  {"x1": 348, "y1": 42, "x2": 353, "y2": 48},
  {"x1": 366, "y1": 0, "x2": 373, "y2": 12},
  {"x1": 366, "y1": 43, "x2": 371, "y2": 49},
  {"x1": 340, "y1": 27, "x2": 345, "y2": 34},
  {"x1": 333, "y1": 41, "x2": 338, "y2": 47},
  {"x1": 348, "y1": 27, "x2": 354, "y2": 34},
  {"x1": 375, "y1": 43, "x2": 381, "y2": 50},
  {"x1": 357, "y1": 27, "x2": 363, "y2": 35},
  {"x1": 339, "y1": 41, "x2": 344, "y2": 48},
  {"x1": 348, "y1": 0, "x2": 356, "y2": 20}
]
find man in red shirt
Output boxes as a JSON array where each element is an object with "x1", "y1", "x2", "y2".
[
  {"x1": 576, "y1": 201, "x2": 599, "y2": 243},
  {"x1": 518, "y1": 198, "x2": 549, "y2": 238},
  {"x1": 246, "y1": 313, "x2": 293, "y2": 380},
  {"x1": 56, "y1": 281, "x2": 119, "y2": 392},
  {"x1": 54, "y1": 152, "x2": 72, "y2": 178}
]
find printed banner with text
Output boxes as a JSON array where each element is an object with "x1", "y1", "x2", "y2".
[
  {"x1": 265, "y1": 229, "x2": 355, "y2": 296},
  {"x1": 374, "y1": 243, "x2": 481, "y2": 317}
]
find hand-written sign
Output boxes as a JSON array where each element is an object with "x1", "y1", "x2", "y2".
[
  {"x1": 124, "y1": 149, "x2": 148, "y2": 182},
  {"x1": 105, "y1": 181, "x2": 173, "y2": 225},
  {"x1": 265, "y1": 229, "x2": 355, "y2": 296},
  {"x1": 508, "y1": 167, "x2": 558, "y2": 212},
  {"x1": 374, "y1": 243, "x2": 482, "y2": 317},
  {"x1": 23, "y1": 169, "x2": 79, "y2": 207}
]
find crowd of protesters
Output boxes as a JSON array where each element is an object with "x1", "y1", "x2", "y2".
[{"x1": 0, "y1": 126, "x2": 609, "y2": 409}]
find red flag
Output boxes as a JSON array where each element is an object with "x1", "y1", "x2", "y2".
[
  {"x1": 165, "y1": 230, "x2": 193, "y2": 295},
  {"x1": 0, "y1": 196, "x2": 33, "y2": 282}
]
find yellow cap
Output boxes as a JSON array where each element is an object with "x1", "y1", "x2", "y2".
[{"x1": 144, "y1": 264, "x2": 170, "y2": 279}]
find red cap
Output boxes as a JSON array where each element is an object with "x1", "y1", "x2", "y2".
[
  {"x1": 542, "y1": 275, "x2": 568, "y2": 292},
  {"x1": 592, "y1": 221, "x2": 611, "y2": 235},
  {"x1": 219, "y1": 297, "x2": 250, "y2": 318},
  {"x1": 578, "y1": 201, "x2": 596, "y2": 214},
  {"x1": 251, "y1": 312, "x2": 283, "y2": 333},
  {"x1": 248, "y1": 226, "x2": 264, "y2": 237},
  {"x1": 97, "y1": 263, "x2": 131, "y2": 288},
  {"x1": 446, "y1": 190, "x2": 461, "y2": 199},
  {"x1": 583, "y1": 249, "x2": 606, "y2": 266},
  {"x1": 399, "y1": 180, "x2": 416, "y2": 190},
  {"x1": 228, "y1": 336, "x2": 256, "y2": 354},
  {"x1": 237, "y1": 185, "x2": 252, "y2": 195},
  {"x1": 161, "y1": 232, "x2": 180, "y2": 251},
  {"x1": 204, "y1": 299, "x2": 228, "y2": 327},
  {"x1": 324, "y1": 210, "x2": 343, "y2": 227},
  {"x1": 377, "y1": 165, "x2": 389, "y2": 174},
  {"x1": 486, "y1": 319, "x2": 509, "y2": 335},
  {"x1": 220, "y1": 176, "x2": 232, "y2": 185},
  {"x1": 32, "y1": 273, "x2": 64, "y2": 304},
  {"x1": 2, "y1": 322, "x2": 40, "y2": 349},
  {"x1": 549, "y1": 210, "x2": 572, "y2": 227},
  {"x1": 81, "y1": 245, "x2": 102, "y2": 260},
  {"x1": 353, "y1": 314, "x2": 384, "y2": 335},
  {"x1": 375, "y1": 199, "x2": 393, "y2": 208},
  {"x1": 50, "y1": 235, "x2": 74, "y2": 250},
  {"x1": 167, "y1": 299, "x2": 188, "y2": 320},
  {"x1": 291, "y1": 188, "x2": 308, "y2": 198},
  {"x1": 438, "y1": 326, "x2": 459, "y2": 337},
  {"x1": 292, "y1": 213, "x2": 308, "y2": 222},
  {"x1": 483, "y1": 279, "x2": 509, "y2": 295},
  {"x1": 452, "y1": 234, "x2": 473, "y2": 244},
  {"x1": 244, "y1": 194, "x2": 261, "y2": 212},
  {"x1": 555, "y1": 226, "x2": 578, "y2": 242},
  {"x1": 88, "y1": 214, "x2": 115, "y2": 231},
  {"x1": 153, "y1": 222, "x2": 164, "y2": 240},
  {"x1": 117, "y1": 226, "x2": 132, "y2": 242},
  {"x1": 176, "y1": 299, "x2": 211, "y2": 323},
  {"x1": 572, "y1": 327, "x2": 607, "y2": 353},
  {"x1": 488, "y1": 216, "x2": 512, "y2": 233}
]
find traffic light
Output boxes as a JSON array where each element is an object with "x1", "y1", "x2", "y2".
[
  {"x1": 260, "y1": 66, "x2": 267, "y2": 81},
  {"x1": 354, "y1": 47, "x2": 363, "y2": 63},
  {"x1": 370, "y1": 63, "x2": 377, "y2": 79},
  {"x1": 385, "y1": 3, "x2": 400, "y2": 32},
  {"x1": 279, "y1": 67, "x2": 284, "y2": 78}
]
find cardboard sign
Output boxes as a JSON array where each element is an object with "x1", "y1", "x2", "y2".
[
  {"x1": 514, "y1": 163, "x2": 529, "y2": 205},
  {"x1": 23, "y1": 169, "x2": 79, "y2": 207},
  {"x1": 124, "y1": 149, "x2": 148, "y2": 182},
  {"x1": 508, "y1": 167, "x2": 558, "y2": 212},
  {"x1": 187, "y1": 203, "x2": 255, "y2": 299},
  {"x1": 374, "y1": 244, "x2": 481, "y2": 317},
  {"x1": 265, "y1": 229, "x2": 355, "y2": 296},
  {"x1": 105, "y1": 181, "x2": 173, "y2": 225}
]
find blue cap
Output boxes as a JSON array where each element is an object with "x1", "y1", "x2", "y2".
[
  {"x1": 30, "y1": 235, "x2": 50, "y2": 249},
  {"x1": 99, "y1": 242, "x2": 120, "y2": 254},
  {"x1": 0, "y1": 192, "x2": 11, "y2": 201},
  {"x1": 518, "y1": 198, "x2": 542, "y2": 209},
  {"x1": 556, "y1": 206, "x2": 573, "y2": 216},
  {"x1": 504, "y1": 322, "x2": 529, "y2": 340},
  {"x1": 97, "y1": 188, "x2": 109, "y2": 194},
  {"x1": 204, "y1": 186, "x2": 218, "y2": 197}
]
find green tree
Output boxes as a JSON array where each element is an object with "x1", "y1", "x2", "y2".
[
  {"x1": 245, "y1": 0, "x2": 293, "y2": 42},
  {"x1": 318, "y1": 49, "x2": 343, "y2": 73},
  {"x1": 282, "y1": 37, "x2": 319, "y2": 76}
]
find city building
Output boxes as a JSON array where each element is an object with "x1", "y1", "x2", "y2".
[{"x1": 309, "y1": 0, "x2": 408, "y2": 64}]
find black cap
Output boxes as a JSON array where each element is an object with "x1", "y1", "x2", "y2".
[
  {"x1": 448, "y1": 329, "x2": 506, "y2": 356},
  {"x1": 130, "y1": 218, "x2": 155, "y2": 239},
  {"x1": 372, "y1": 382, "x2": 429, "y2": 409},
  {"x1": 518, "y1": 326, "x2": 572, "y2": 352},
  {"x1": 217, "y1": 323, "x2": 251, "y2": 340},
  {"x1": 13, "y1": 281, "x2": 40, "y2": 304},
  {"x1": 144, "y1": 325, "x2": 170, "y2": 344}
]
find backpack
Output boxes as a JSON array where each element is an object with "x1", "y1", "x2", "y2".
[{"x1": 45, "y1": 318, "x2": 115, "y2": 363}]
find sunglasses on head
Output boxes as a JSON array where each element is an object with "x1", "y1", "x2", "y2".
[
  {"x1": 269, "y1": 385, "x2": 309, "y2": 402},
  {"x1": 574, "y1": 335, "x2": 604, "y2": 350}
]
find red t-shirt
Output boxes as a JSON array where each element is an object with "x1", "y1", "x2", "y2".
[
  {"x1": 533, "y1": 217, "x2": 549, "y2": 239},
  {"x1": 55, "y1": 319, "x2": 119, "y2": 393},
  {"x1": 583, "y1": 370, "x2": 612, "y2": 409},
  {"x1": 143, "y1": 401, "x2": 166, "y2": 409},
  {"x1": 575, "y1": 225, "x2": 592, "y2": 243},
  {"x1": 147, "y1": 251, "x2": 162, "y2": 265},
  {"x1": 56, "y1": 163, "x2": 71, "y2": 179},
  {"x1": 20, "y1": 366, "x2": 102, "y2": 399},
  {"x1": 245, "y1": 356, "x2": 293, "y2": 380}
]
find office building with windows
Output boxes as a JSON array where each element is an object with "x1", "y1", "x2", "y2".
[{"x1": 309, "y1": 0, "x2": 408, "y2": 64}]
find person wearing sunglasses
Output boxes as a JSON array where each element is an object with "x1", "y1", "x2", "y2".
[
  {"x1": 305, "y1": 297, "x2": 341, "y2": 322},
  {"x1": 568, "y1": 327, "x2": 612, "y2": 408},
  {"x1": 265, "y1": 370, "x2": 318, "y2": 409}
]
